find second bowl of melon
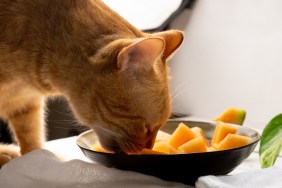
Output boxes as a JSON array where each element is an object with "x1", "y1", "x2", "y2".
[{"x1": 77, "y1": 119, "x2": 260, "y2": 186}]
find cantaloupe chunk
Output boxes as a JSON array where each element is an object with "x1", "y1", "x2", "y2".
[
  {"x1": 168, "y1": 123, "x2": 196, "y2": 148},
  {"x1": 215, "y1": 134, "x2": 252, "y2": 151},
  {"x1": 211, "y1": 121, "x2": 238, "y2": 145},
  {"x1": 153, "y1": 141, "x2": 170, "y2": 153},
  {"x1": 191, "y1": 127, "x2": 210, "y2": 146},
  {"x1": 213, "y1": 107, "x2": 246, "y2": 125},
  {"x1": 153, "y1": 141, "x2": 180, "y2": 154},
  {"x1": 155, "y1": 131, "x2": 171, "y2": 143},
  {"x1": 207, "y1": 146, "x2": 217, "y2": 152},
  {"x1": 178, "y1": 137, "x2": 207, "y2": 153}
]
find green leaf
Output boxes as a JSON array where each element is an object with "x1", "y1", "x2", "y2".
[{"x1": 259, "y1": 113, "x2": 282, "y2": 168}]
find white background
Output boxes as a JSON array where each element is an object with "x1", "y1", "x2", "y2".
[{"x1": 168, "y1": 0, "x2": 282, "y2": 127}]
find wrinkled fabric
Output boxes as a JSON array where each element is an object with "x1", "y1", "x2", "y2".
[
  {"x1": 0, "y1": 149, "x2": 191, "y2": 188},
  {"x1": 196, "y1": 166, "x2": 282, "y2": 188}
]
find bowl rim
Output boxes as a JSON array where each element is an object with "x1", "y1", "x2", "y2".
[{"x1": 76, "y1": 120, "x2": 261, "y2": 156}]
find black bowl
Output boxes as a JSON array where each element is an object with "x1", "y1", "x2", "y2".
[{"x1": 76, "y1": 119, "x2": 260, "y2": 186}]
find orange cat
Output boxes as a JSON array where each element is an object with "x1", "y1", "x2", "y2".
[{"x1": 0, "y1": 0, "x2": 183, "y2": 165}]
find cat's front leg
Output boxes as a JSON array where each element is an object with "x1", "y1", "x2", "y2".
[{"x1": 7, "y1": 98, "x2": 46, "y2": 155}]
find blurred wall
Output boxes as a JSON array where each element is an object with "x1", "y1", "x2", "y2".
[{"x1": 168, "y1": 0, "x2": 282, "y2": 127}]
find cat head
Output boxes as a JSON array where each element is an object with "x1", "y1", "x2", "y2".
[{"x1": 69, "y1": 30, "x2": 183, "y2": 153}]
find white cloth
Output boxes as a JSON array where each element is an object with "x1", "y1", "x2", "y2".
[
  {"x1": 102, "y1": 0, "x2": 183, "y2": 30},
  {"x1": 0, "y1": 149, "x2": 190, "y2": 188},
  {"x1": 196, "y1": 166, "x2": 282, "y2": 188}
]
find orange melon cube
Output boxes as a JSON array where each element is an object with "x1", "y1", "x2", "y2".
[
  {"x1": 211, "y1": 121, "x2": 238, "y2": 145},
  {"x1": 168, "y1": 123, "x2": 196, "y2": 148},
  {"x1": 213, "y1": 107, "x2": 246, "y2": 125},
  {"x1": 215, "y1": 134, "x2": 252, "y2": 151},
  {"x1": 207, "y1": 146, "x2": 217, "y2": 152},
  {"x1": 178, "y1": 137, "x2": 207, "y2": 153},
  {"x1": 191, "y1": 127, "x2": 210, "y2": 146},
  {"x1": 153, "y1": 141, "x2": 170, "y2": 153},
  {"x1": 153, "y1": 141, "x2": 180, "y2": 154},
  {"x1": 155, "y1": 131, "x2": 171, "y2": 143}
]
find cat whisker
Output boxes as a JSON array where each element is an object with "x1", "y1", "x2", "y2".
[
  {"x1": 49, "y1": 126, "x2": 84, "y2": 131},
  {"x1": 170, "y1": 86, "x2": 190, "y2": 117},
  {"x1": 49, "y1": 123, "x2": 87, "y2": 131},
  {"x1": 48, "y1": 118, "x2": 79, "y2": 123},
  {"x1": 93, "y1": 125, "x2": 139, "y2": 150},
  {"x1": 171, "y1": 82, "x2": 189, "y2": 104},
  {"x1": 171, "y1": 82, "x2": 187, "y2": 97},
  {"x1": 171, "y1": 89, "x2": 189, "y2": 104},
  {"x1": 93, "y1": 124, "x2": 122, "y2": 139},
  {"x1": 46, "y1": 109, "x2": 73, "y2": 116}
]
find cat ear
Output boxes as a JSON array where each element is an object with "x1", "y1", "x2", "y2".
[
  {"x1": 117, "y1": 38, "x2": 165, "y2": 71},
  {"x1": 154, "y1": 30, "x2": 184, "y2": 60}
]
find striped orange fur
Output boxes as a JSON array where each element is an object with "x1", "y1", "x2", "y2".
[{"x1": 0, "y1": 0, "x2": 183, "y2": 164}]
